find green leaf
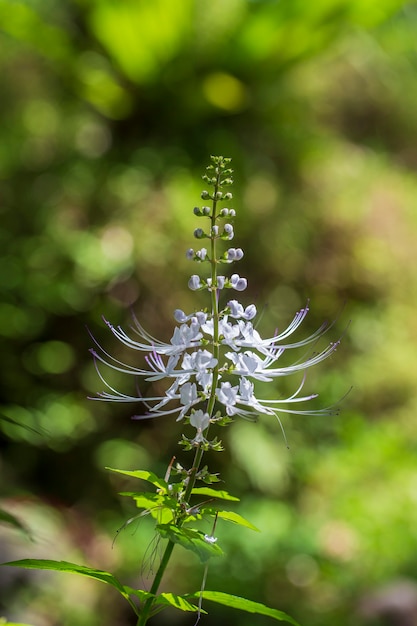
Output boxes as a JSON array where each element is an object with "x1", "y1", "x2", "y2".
[
  {"x1": 203, "y1": 508, "x2": 260, "y2": 532},
  {"x1": 191, "y1": 487, "x2": 239, "y2": 501},
  {"x1": 123, "y1": 587, "x2": 154, "y2": 603},
  {"x1": 1, "y1": 559, "x2": 131, "y2": 603},
  {"x1": 106, "y1": 468, "x2": 168, "y2": 491},
  {"x1": 120, "y1": 491, "x2": 175, "y2": 509},
  {"x1": 0, "y1": 508, "x2": 32, "y2": 539},
  {"x1": 157, "y1": 592, "x2": 205, "y2": 613},
  {"x1": 188, "y1": 591, "x2": 301, "y2": 625},
  {"x1": 156, "y1": 524, "x2": 223, "y2": 563},
  {"x1": 0, "y1": 621, "x2": 35, "y2": 626},
  {"x1": 0, "y1": 413, "x2": 44, "y2": 437}
]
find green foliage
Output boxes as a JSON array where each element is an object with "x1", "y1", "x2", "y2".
[
  {"x1": 2, "y1": 0, "x2": 417, "y2": 625},
  {"x1": 156, "y1": 524, "x2": 224, "y2": 563},
  {"x1": 187, "y1": 591, "x2": 301, "y2": 625},
  {"x1": 191, "y1": 487, "x2": 240, "y2": 501},
  {"x1": 1, "y1": 559, "x2": 139, "y2": 614}
]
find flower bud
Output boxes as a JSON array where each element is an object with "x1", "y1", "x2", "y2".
[
  {"x1": 229, "y1": 209, "x2": 236, "y2": 217},
  {"x1": 194, "y1": 228, "x2": 204, "y2": 239},
  {"x1": 224, "y1": 192, "x2": 233, "y2": 200},
  {"x1": 220, "y1": 208, "x2": 229, "y2": 217},
  {"x1": 227, "y1": 247, "x2": 243, "y2": 261},
  {"x1": 217, "y1": 276, "x2": 225, "y2": 289},
  {"x1": 223, "y1": 224, "x2": 234, "y2": 240},
  {"x1": 201, "y1": 190, "x2": 210, "y2": 199},
  {"x1": 186, "y1": 248, "x2": 194, "y2": 259},
  {"x1": 230, "y1": 273, "x2": 247, "y2": 291},
  {"x1": 211, "y1": 225, "x2": 219, "y2": 237},
  {"x1": 244, "y1": 304, "x2": 257, "y2": 320},
  {"x1": 215, "y1": 191, "x2": 223, "y2": 200},
  {"x1": 188, "y1": 275, "x2": 201, "y2": 290},
  {"x1": 195, "y1": 311, "x2": 207, "y2": 325},
  {"x1": 202, "y1": 206, "x2": 211, "y2": 215},
  {"x1": 174, "y1": 309, "x2": 188, "y2": 322},
  {"x1": 196, "y1": 248, "x2": 207, "y2": 260}
]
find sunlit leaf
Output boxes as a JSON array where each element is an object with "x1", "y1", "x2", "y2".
[
  {"x1": 202, "y1": 508, "x2": 260, "y2": 532},
  {"x1": 1, "y1": 559, "x2": 132, "y2": 604},
  {"x1": 187, "y1": 591, "x2": 301, "y2": 625},
  {"x1": 0, "y1": 622, "x2": 35, "y2": 626},
  {"x1": 106, "y1": 468, "x2": 168, "y2": 491},
  {"x1": 157, "y1": 592, "x2": 205, "y2": 613},
  {"x1": 191, "y1": 487, "x2": 239, "y2": 501}
]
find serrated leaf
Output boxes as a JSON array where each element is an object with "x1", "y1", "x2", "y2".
[
  {"x1": 106, "y1": 468, "x2": 168, "y2": 491},
  {"x1": 156, "y1": 524, "x2": 223, "y2": 563},
  {"x1": 187, "y1": 591, "x2": 301, "y2": 625},
  {"x1": 202, "y1": 508, "x2": 260, "y2": 532},
  {"x1": 191, "y1": 487, "x2": 239, "y2": 501}
]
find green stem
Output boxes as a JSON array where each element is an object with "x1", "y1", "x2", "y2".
[
  {"x1": 136, "y1": 540, "x2": 175, "y2": 626},
  {"x1": 136, "y1": 164, "x2": 223, "y2": 625}
]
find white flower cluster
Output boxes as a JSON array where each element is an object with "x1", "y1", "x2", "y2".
[
  {"x1": 90, "y1": 300, "x2": 339, "y2": 423},
  {"x1": 90, "y1": 156, "x2": 341, "y2": 444}
]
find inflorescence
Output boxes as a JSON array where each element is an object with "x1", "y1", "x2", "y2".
[{"x1": 90, "y1": 156, "x2": 341, "y2": 448}]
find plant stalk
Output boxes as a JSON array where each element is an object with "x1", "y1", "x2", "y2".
[{"x1": 136, "y1": 166, "x2": 223, "y2": 625}]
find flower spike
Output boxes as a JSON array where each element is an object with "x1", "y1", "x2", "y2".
[{"x1": 90, "y1": 156, "x2": 343, "y2": 436}]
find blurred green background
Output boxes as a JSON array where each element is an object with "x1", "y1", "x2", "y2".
[{"x1": 1, "y1": 1, "x2": 417, "y2": 625}]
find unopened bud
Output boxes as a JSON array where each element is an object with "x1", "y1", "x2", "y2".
[
  {"x1": 230, "y1": 273, "x2": 247, "y2": 291},
  {"x1": 188, "y1": 275, "x2": 201, "y2": 290},
  {"x1": 217, "y1": 276, "x2": 225, "y2": 289},
  {"x1": 196, "y1": 248, "x2": 207, "y2": 260},
  {"x1": 223, "y1": 224, "x2": 234, "y2": 240}
]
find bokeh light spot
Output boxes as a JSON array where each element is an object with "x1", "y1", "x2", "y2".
[
  {"x1": 203, "y1": 72, "x2": 248, "y2": 111},
  {"x1": 36, "y1": 341, "x2": 75, "y2": 374}
]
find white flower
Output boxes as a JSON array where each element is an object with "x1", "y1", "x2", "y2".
[
  {"x1": 190, "y1": 409, "x2": 210, "y2": 443},
  {"x1": 169, "y1": 321, "x2": 202, "y2": 354},
  {"x1": 216, "y1": 382, "x2": 238, "y2": 416},
  {"x1": 227, "y1": 300, "x2": 257, "y2": 320}
]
